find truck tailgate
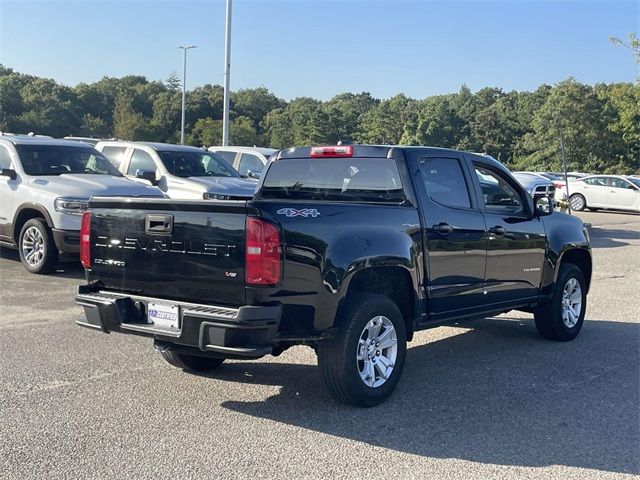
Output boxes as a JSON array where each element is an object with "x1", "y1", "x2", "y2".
[{"x1": 86, "y1": 198, "x2": 249, "y2": 306}]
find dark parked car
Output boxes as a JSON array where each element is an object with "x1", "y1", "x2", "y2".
[{"x1": 75, "y1": 145, "x2": 592, "y2": 407}]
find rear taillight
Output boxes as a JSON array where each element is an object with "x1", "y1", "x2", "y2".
[
  {"x1": 309, "y1": 145, "x2": 353, "y2": 158},
  {"x1": 80, "y1": 211, "x2": 91, "y2": 269},
  {"x1": 245, "y1": 217, "x2": 282, "y2": 285}
]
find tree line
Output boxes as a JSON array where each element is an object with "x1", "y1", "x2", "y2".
[{"x1": 0, "y1": 64, "x2": 637, "y2": 173}]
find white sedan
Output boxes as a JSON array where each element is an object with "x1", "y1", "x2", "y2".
[{"x1": 568, "y1": 175, "x2": 640, "y2": 213}]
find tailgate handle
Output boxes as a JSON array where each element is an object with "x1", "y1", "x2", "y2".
[{"x1": 145, "y1": 214, "x2": 173, "y2": 235}]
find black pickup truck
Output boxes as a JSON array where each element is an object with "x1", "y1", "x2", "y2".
[{"x1": 75, "y1": 145, "x2": 592, "y2": 407}]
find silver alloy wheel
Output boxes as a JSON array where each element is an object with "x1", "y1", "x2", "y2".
[
  {"x1": 561, "y1": 277, "x2": 582, "y2": 328},
  {"x1": 21, "y1": 226, "x2": 45, "y2": 267},
  {"x1": 356, "y1": 315, "x2": 398, "y2": 388},
  {"x1": 570, "y1": 195, "x2": 585, "y2": 211}
]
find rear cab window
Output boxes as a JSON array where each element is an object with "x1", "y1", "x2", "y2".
[
  {"x1": 419, "y1": 157, "x2": 471, "y2": 209},
  {"x1": 256, "y1": 157, "x2": 405, "y2": 203}
]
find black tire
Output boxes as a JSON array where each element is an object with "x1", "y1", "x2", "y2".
[
  {"x1": 161, "y1": 350, "x2": 225, "y2": 372},
  {"x1": 569, "y1": 194, "x2": 586, "y2": 212},
  {"x1": 534, "y1": 263, "x2": 587, "y2": 341},
  {"x1": 317, "y1": 294, "x2": 407, "y2": 407},
  {"x1": 18, "y1": 218, "x2": 58, "y2": 274}
]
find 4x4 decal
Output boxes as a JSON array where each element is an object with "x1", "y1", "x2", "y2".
[{"x1": 276, "y1": 208, "x2": 320, "y2": 218}]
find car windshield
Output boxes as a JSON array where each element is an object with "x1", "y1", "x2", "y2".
[
  {"x1": 626, "y1": 177, "x2": 640, "y2": 188},
  {"x1": 258, "y1": 158, "x2": 405, "y2": 202},
  {"x1": 16, "y1": 145, "x2": 121, "y2": 176},
  {"x1": 157, "y1": 150, "x2": 240, "y2": 178}
]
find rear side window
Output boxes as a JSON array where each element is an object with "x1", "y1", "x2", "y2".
[
  {"x1": 214, "y1": 150, "x2": 237, "y2": 164},
  {"x1": 238, "y1": 153, "x2": 263, "y2": 176},
  {"x1": 584, "y1": 177, "x2": 607, "y2": 186},
  {"x1": 127, "y1": 149, "x2": 157, "y2": 175},
  {"x1": 419, "y1": 157, "x2": 471, "y2": 209},
  {"x1": 101, "y1": 146, "x2": 128, "y2": 169},
  {"x1": 258, "y1": 158, "x2": 404, "y2": 202}
]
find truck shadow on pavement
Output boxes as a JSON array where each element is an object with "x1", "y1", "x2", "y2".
[
  {"x1": 588, "y1": 227, "x2": 639, "y2": 249},
  {"x1": 215, "y1": 317, "x2": 639, "y2": 475},
  {"x1": 0, "y1": 247, "x2": 85, "y2": 279}
]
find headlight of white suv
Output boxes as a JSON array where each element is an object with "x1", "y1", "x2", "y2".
[{"x1": 54, "y1": 197, "x2": 89, "y2": 215}]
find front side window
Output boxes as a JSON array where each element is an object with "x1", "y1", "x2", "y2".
[
  {"x1": 474, "y1": 165, "x2": 524, "y2": 214},
  {"x1": 610, "y1": 178, "x2": 635, "y2": 189},
  {"x1": 15, "y1": 145, "x2": 121, "y2": 176},
  {"x1": 419, "y1": 157, "x2": 471, "y2": 209},
  {"x1": 0, "y1": 146, "x2": 12, "y2": 170},
  {"x1": 157, "y1": 150, "x2": 240, "y2": 178},
  {"x1": 258, "y1": 158, "x2": 404, "y2": 202},
  {"x1": 238, "y1": 153, "x2": 264, "y2": 176},
  {"x1": 127, "y1": 149, "x2": 157, "y2": 175}
]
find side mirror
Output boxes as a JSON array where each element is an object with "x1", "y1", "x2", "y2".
[
  {"x1": 535, "y1": 196, "x2": 553, "y2": 217},
  {"x1": 135, "y1": 169, "x2": 158, "y2": 186},
  {"x1": 246, "y1": 170, "x2": 261, "y2": 180},
  {"x1": 0, "y1": 168, "x2": 17, "y2": 180}
]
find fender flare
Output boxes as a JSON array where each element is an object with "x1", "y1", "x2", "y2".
[{"x1": 12, "y1": 202, "x2": 54, "y2": 240}]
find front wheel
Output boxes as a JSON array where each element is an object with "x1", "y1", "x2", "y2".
[
  {"x1": 18, "y1": 218, "x2": 58, "y2": 274},
  {"x1": 161, "y1": 350, "x2": 225, "y2": 372},
  {"x1": 569, "y1": 194, "x2": 586, "y2": 211},
  {"x1": 317, "y1": 294, "x2": 407, "y2": 407},
  {"x1": 534, "y1": 263, "x2": 587, "y2": 341}
]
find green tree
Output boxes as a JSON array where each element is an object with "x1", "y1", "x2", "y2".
[
  {"x1": 165, "y1": 72, "x2": 181, "y2": 91},
  {"x1": 356, "y1": 94, "x2": 415, "y2": 144},
  {"x1": 517, "y1": 79, "x2": 610, "y2": 172},
  {"x1": 610, "y1": 32, "x2": 640, "y2": 64},
  {"x1": 112, "y1": 93, "x2": 151, "y2": 140}
]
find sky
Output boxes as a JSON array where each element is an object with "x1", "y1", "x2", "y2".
[{"x1": 0, "y1": 0, "x2": 637, "y2": 100}]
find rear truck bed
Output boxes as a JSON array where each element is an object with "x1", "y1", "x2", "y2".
[{"x1": 75, "y1": 197, "x2": 285, "y2": 358}]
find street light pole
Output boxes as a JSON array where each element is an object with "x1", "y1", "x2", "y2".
[
  {"x1": 178, "y1": 45, "x2": 197, "y2": 145},
  {"x1": 222, "y1": 0, "x2": 232, "y2": 146}
]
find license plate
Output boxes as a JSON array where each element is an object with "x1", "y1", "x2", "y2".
[{"x1": 147, "y1": 302, "x2": 180, "y2": 329}]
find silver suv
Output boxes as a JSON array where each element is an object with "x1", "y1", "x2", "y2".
[
  {"x1": 0, "y1": 136, "x2": 162, "y2": 273},
  {"x1": 96, "y1": 141, "x2": 257, "y2": 200}
]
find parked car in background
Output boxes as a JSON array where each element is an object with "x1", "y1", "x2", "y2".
[
  {"x1": 95, "y1": 141, "x2": 257, "y2": 200},
  {"x1": 63, "y1": 136, "x2": 102, "y2": 146},
  {"x1": 512, "y1": 172, "x2": 556, "y2": 201},
  {"x1": 0, "y1": 137, "x2": 163, "y2": 273},
  {"x1": 539, "y1": 172, "x2": 589, "y2": 202},
  {"x1": 567, "y1": 175, "x2": 640, "y2": 212},
  {"x1": 208, "y1": 146, "x2": 277, "y2": 179}
]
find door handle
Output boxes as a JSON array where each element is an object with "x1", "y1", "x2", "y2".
[
  {"x1": 433, "y1": 222, "x2": 453, "y2": 234},
  {"x1": 489, "y1": 226, "x2": 505, "y2": 236}
]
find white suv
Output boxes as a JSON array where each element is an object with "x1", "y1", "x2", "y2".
[
  {"x1": 0, "y1": 137, "x2": 163, "y2": 273},
  {"x1": 96, "y1": 141, "x2": 257, "y2": 200},
  {"x1": 208, "y1": 146, "x2": 277, "y2": 178}
]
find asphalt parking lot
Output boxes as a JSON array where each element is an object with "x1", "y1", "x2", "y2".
[{"x1": 0, "y1": 210, "x2": 638, "y2": 480}]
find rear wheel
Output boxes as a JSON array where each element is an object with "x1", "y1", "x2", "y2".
[
  {"x1": 161, "y1": 350, "x2": 225, "y2": 372},
  {"x1": 534, "y1": 263, "x2": 586, "y2": 341},
  {"x1": 18, "y1": 218, "x2": 58, "y2": 274},
  {"x1": 569, "y1": 194, "x2": 586, "y2": 211},
  {"x1": 317, "y1": 294, "x2": 407, "y2": 407}
]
